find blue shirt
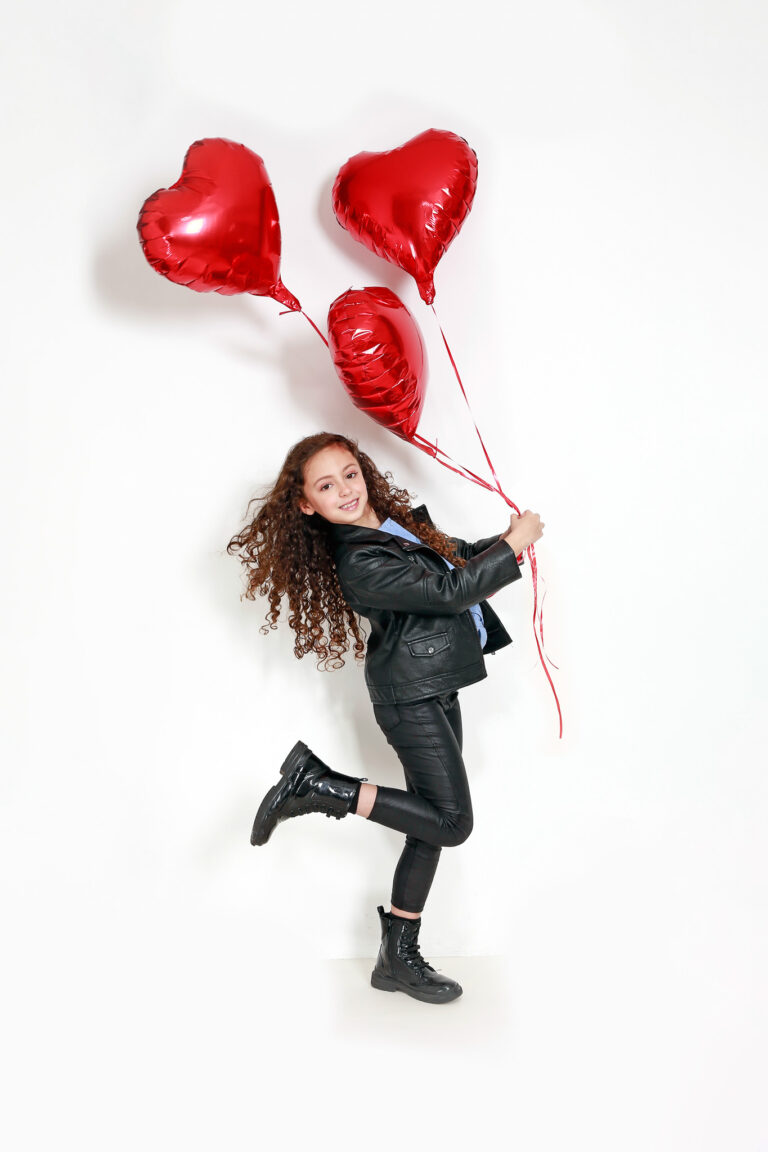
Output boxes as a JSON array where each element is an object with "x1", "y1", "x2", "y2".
[{"x1": 378, "y1": 517, "x2": 487, "y2": 649}]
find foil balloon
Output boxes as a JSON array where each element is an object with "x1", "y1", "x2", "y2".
[
  {"x1": 327, "y1": 287, "x2": 427, "y2": 440},
  {"x1": 332, "y1": 129, "x2": 478, "y2": 306},
  {"x1": 137, "y1": 137, "x2": 300, "y2": 310}
]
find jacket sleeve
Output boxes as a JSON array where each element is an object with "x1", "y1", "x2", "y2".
[
  {"x1": 336, "y1": 539, "x2": 522, "y2": 616},
  {"x1": 449, "y1": 533, "x2": 503, "y2": 561}
]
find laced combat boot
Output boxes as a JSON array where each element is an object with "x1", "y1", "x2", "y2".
[
  {"x1": 250, "y1": 740, "x2": 367, "y2": 846},
  {"x1": 370, "y1": 905, "x2": 463, "y2": 1003}
]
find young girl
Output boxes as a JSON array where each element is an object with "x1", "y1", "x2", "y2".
[{"x1": 227, "y1": 431, "x2": 544, "y2": 1004}]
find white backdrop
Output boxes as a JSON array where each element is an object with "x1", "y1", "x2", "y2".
[{"x1": 2, "y1": 1, "x2": 766, "y2": 1149}]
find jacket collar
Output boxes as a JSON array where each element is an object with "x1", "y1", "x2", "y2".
[{"x1": 329, "y1": 503, "x2": 432, "y2": 552}]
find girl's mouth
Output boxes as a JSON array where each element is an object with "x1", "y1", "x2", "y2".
[{"x1": 339, "y1": 498, "x2": 359, "y2": 511}]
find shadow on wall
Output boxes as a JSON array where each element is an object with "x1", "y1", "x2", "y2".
[
  {"x1": 91, "y1": 194, "x2": 272, "y2": 339},
  {"x1": 89, "y1": 184, "x2": 419, "y2": 422},
  {"x1": 314, "y1": 168, "x2": 409, "y2": 300},
  {"x1": 90, "y1": 164, "x2": 409, "y2": 331}
]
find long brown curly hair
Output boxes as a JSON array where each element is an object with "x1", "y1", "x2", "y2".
[{"x1": 227, "y1": 431, "x2": 466, "y2": 669}]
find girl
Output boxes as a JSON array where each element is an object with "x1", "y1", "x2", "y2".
[{"x1": 227, "y1": 432, "x2": 543, "y2": 1004}]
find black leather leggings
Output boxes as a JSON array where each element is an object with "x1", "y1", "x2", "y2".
[{"x1": 368, "y1": 691, "x2": 472, "y2": 914}]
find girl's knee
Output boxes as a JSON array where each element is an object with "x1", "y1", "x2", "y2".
[{"x1": 441, "y1": 812, "x2": 473, "y2": 847}]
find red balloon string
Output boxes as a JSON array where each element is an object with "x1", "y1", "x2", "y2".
[
  {"x1": 278, "y1": 306, "x2": 331, "y2": 348},
  {"x1": 300, "y1": 310, "x2": 330, "y2": 347},
  {"x1": 411, "y1": 432, "x2": 499, "y2": 494},
  {"x1": 429, "y1": 305, "x2": 563, "y2": 739},
  {"x1": 430, "y1": 306, "x2": 513, "y2": 506}
]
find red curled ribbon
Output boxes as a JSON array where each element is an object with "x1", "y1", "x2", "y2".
[{"x1": 426, "y1": 305, "x2": 562, "y2": 739}]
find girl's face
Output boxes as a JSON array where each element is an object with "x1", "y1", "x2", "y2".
[{"x1": 299, "y1": 444, "x2": 380, "y2": 529}]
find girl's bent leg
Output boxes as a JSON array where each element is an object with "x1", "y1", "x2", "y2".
[
  {"x1": 251, "y1": 695, "x2": 468, "y2": 855},
  {"x1": 367, "y1": 694, "x2": 472, "y2": 849}
]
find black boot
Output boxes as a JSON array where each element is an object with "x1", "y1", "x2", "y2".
[
  {"x1": 250, "y1": 740, "x2": 367, "y2": 846},
  {"x1": 370, "y1": 905, "x2": 463, "y2": 1003}
]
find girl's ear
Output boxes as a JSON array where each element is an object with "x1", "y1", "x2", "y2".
[{"x1": 298, "y1": 500, "x2": 314, "y2": 516}]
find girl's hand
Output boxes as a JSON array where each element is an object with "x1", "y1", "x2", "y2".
[{"x1": 503, "y1": 510, "x2": 544, "y2": 555}]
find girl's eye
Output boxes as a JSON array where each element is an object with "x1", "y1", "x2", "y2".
[{"x1": 320, "y1": 470, "x2": 355, "y2": 490}]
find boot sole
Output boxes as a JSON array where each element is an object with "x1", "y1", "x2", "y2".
[
  {"x1": 250, "y1": 740, "x2": 312, "y2": 846},
  {"x1": 370, "y1": 970, "x2": 463, "y2": 1004}
]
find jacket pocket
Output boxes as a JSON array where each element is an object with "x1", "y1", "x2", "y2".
[{"x1": 407, "y1": 632, "x2": 450, "y2": 658}]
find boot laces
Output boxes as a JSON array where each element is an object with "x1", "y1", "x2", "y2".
[
  {"x1": 400, "y1": 934, "x2": 436, "y2": 973},
  {"x1": 291, "y1": 802, "x2": 323, "y2": 817},
  {"x1": 290, "y1": 800, "x2": 341, "y2": 819}
]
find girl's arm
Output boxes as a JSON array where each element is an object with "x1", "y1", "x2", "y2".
[
  {"x1": 454, "y1": 509, "x2": 536, "y2": 564},
  {"x1": 449, "y1": 532, "x2": 504, "y2": 561},
  {"x1": 337, "y1": 538, "x2": 522, "y2": 616},
  {"x1": 410, "y1": 506, "x2": 504, "y2": 561}
]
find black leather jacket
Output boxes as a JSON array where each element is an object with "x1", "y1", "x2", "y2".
[{"x1": 330, "y1": 504, "x2": 523, "y2": 704}]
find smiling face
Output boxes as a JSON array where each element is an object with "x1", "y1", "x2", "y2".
[{"x1": 299, "y1": 443, "x2": 381, "y2": 528}]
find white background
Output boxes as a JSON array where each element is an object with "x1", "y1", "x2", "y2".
[{"x1": 2, "y1": 1, "x2": 766, "y2": 1148}]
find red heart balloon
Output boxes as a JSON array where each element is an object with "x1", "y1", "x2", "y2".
[
  {"x1": 327, "y1": 287, "x2": 427, "y2": 440},
  {"x1": 332, "y1": 129, "x2": 478, "y2": 306},
  {"x1": 137, "y1": 138, "x2": 300, "y2": 310}
]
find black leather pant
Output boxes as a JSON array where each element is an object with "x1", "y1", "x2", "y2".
[{"x1": 368, "y1": 691, "x2": 472, "y2": 914}]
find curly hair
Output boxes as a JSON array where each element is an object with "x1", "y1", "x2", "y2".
[{"x1": 227, "y1": 431, "x2": 467, "y2": 669}]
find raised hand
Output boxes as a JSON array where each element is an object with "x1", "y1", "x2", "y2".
[{"x1": 503, "y1": 510, "x2": 544, "y2": 555}]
